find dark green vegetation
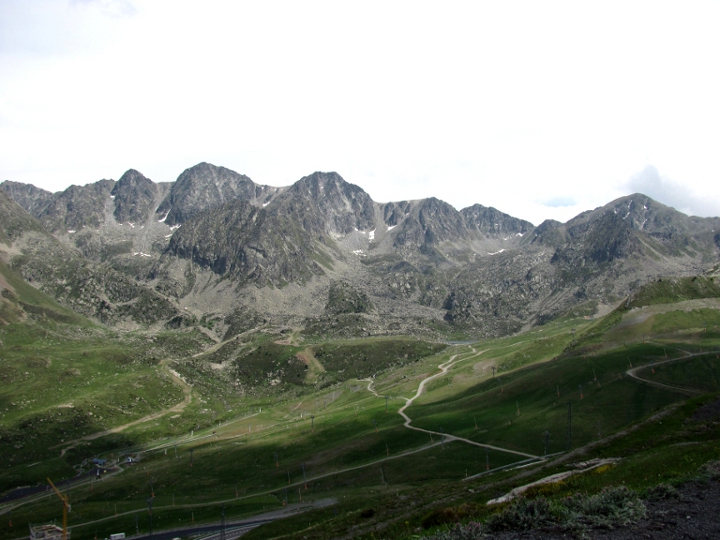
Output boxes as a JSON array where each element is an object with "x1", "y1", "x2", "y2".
[
  {"x1": 311, "y1": 338, "x2": 447, "y2": 380},
  {"x1": 625, "y1": 275, "x2": 720, "y2": 309},
  {"x1": 0, "y1": 262, "x2": 211, "y2": 489},
  {"x1": 1, "y1": 274, "x2": 720, "y2": 540}
]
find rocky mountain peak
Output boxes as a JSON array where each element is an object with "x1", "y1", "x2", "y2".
[
  {"x1": 529, "y1": 219, "x2": 565, "y2": 247},
  {"x1": 567, "y1": 194, "x2": 720, "y2": 257},
  {"x1": 289, "y1": 171, "x2": 349, "y2": 197},
  {"x1": 156, "y1": 162, "x2": 265, "y2": 226},
  {"x1": 165, "y1": 198, "x2": 325, "y2": 287},
  {"x1": 382, "y1": 201, "x2": 412, "y2": 227},
  {"x1": 0, "y1": 181, "x2": 54, "y2": 216},
  {"x1": 37, "y1": 179, "x2": 115, "y2": 233},
  {"x1": 392, "y1": 197, "x2": 470, "y2": 249},
  {"x1": 3, "y1": 166, "x2": 719, "y2": 339},
  {"x1": 111, "y1": 169, "x2": 157, "y2": 223},
  {"x1": 461, "y1": 203, "x2": 534, "y2": 238},
  {"x1": 277, "y1": 172, "x2": 376, "y2": 235},
  {"x1": 0, "y1": 190, "x2": 46, "y2": 245}
]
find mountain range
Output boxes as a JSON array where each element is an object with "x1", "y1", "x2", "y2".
[{"x1": 2, "y1": 162, "x2": 719, "y2": 339}]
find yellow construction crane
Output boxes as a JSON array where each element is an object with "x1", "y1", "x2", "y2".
[{"x1": 47, "y1": 477, "x2": 70, "y2": 540}]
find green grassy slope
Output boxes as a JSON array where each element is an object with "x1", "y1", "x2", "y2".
[{"x1": 2, "y1": 277, "x2": 720, "y2": 540}]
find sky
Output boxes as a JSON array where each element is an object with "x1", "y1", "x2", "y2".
[{"x1": 1, "y1": 1, "x2": 719, "y2": 225}]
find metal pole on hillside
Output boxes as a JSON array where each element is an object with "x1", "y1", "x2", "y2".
[
  {"x1": 220, "y1": 504, "x2": 226, "y2": 540},
  {"x1": 147, "y1": 497, "x2": 153, "y2": 540},
  {"x1": 565, "y1": 401, "x2": 572, "y2": 451}
]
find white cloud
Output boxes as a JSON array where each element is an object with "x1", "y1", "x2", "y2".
[
  {"x1": 626, "y1": 165, "x2": 720, "y2": 218},
  {"x1": 1, "y1": 1, "x2": 719, "y2": 224},
  {"x1": 70, "y1": 0, "x2": 137, "y2": 18}
]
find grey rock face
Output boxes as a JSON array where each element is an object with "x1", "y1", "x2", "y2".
[
  {"x1": 156, "y1": 162, "x2": 276, "y2": 226},
  {"x1": 165, "y1": 199, "x2": 324, "y2": 286},
  {"x1": 112, "y1": 169, "x2": 157, "y2": 224},
  {"x1": 529, "y1": 219, "x2": 565, "y2": 247},
  {"x1": 37, "y1": 179, "x2": 115, "y2": 233},
  {"x1": 382, "y1": 201, "x2": 412, "y2": 227},
  {"x1": 461, "y1": 204, "x2": 533, "y2": 238},
  {"x1": 4, "y1": 162, "x2": 720, "y2": 338},
  {"x1": 0, "y1": 181, "x2": 54, "y2": 217},
  {"x1": 271, "y1": 171, "x2": 376, "y2": 236},
  {"x1": 0, "y1": 191, "x2": 46, "y2": 244},
  {"x1": 0, "y1": 192, "x2": 182, "y2": 327},
  {"x1": 551, "y1": 211, "x2": 645, "y2": 266},
  {"x1": 392, "y1": 197, "x2": 470, "y2": 249}
]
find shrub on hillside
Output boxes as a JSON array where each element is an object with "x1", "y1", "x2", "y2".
[
  {"x1": 700, "y1": 460, "x2": 720, "y2": 480},
  {"x1": 485, "y1": 497, "x2": 557, "y2": 532},
  {"x1": 421, "y1": 504, "x2": 479, "y2": 530},
  {"x1": 425, "y1": 522, "x2": 484, "y2": 540},
  {"x1": 423, "y1": 486, "x2": 646, "y2": 539},
  {"x1": 646, "y1": 483, "x2": 681, "y2": 501},
  {"x1": 563, "y1": 486, "x2": 646, "y2": 529}
]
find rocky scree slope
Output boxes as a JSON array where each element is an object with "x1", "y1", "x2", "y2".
[
  {"x1": 0, "y1": 191, "x2": 185, "y2": 328},
  {"x1": 2, "y1": 166, "x2": 720, "y2": 338}
]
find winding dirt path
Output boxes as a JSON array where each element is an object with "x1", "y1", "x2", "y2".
[
  {"x1": 50, "y1": 324, "x2": 267, "y2": 456},
  {"x1": 366, "y1": 347, "x2": 539, "y2": 459},
  {"x1": 53, "y1": 358, "x2": 193, "y2": 456},
  {"x1": 625, "y1": 345, "x2": 708, "y2": 396}
]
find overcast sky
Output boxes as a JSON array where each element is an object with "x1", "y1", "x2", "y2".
[{"x1": 1, "y1": 1, "x2": 718, "y2": 225}]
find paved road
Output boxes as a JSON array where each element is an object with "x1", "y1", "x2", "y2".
[{"x1": 106, "y1": 499, "x2": 337, "y2": 540}]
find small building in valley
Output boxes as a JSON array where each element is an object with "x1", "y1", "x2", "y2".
[{"x1": 29, "y1": 523, "x2": 69, "y2": 540}]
